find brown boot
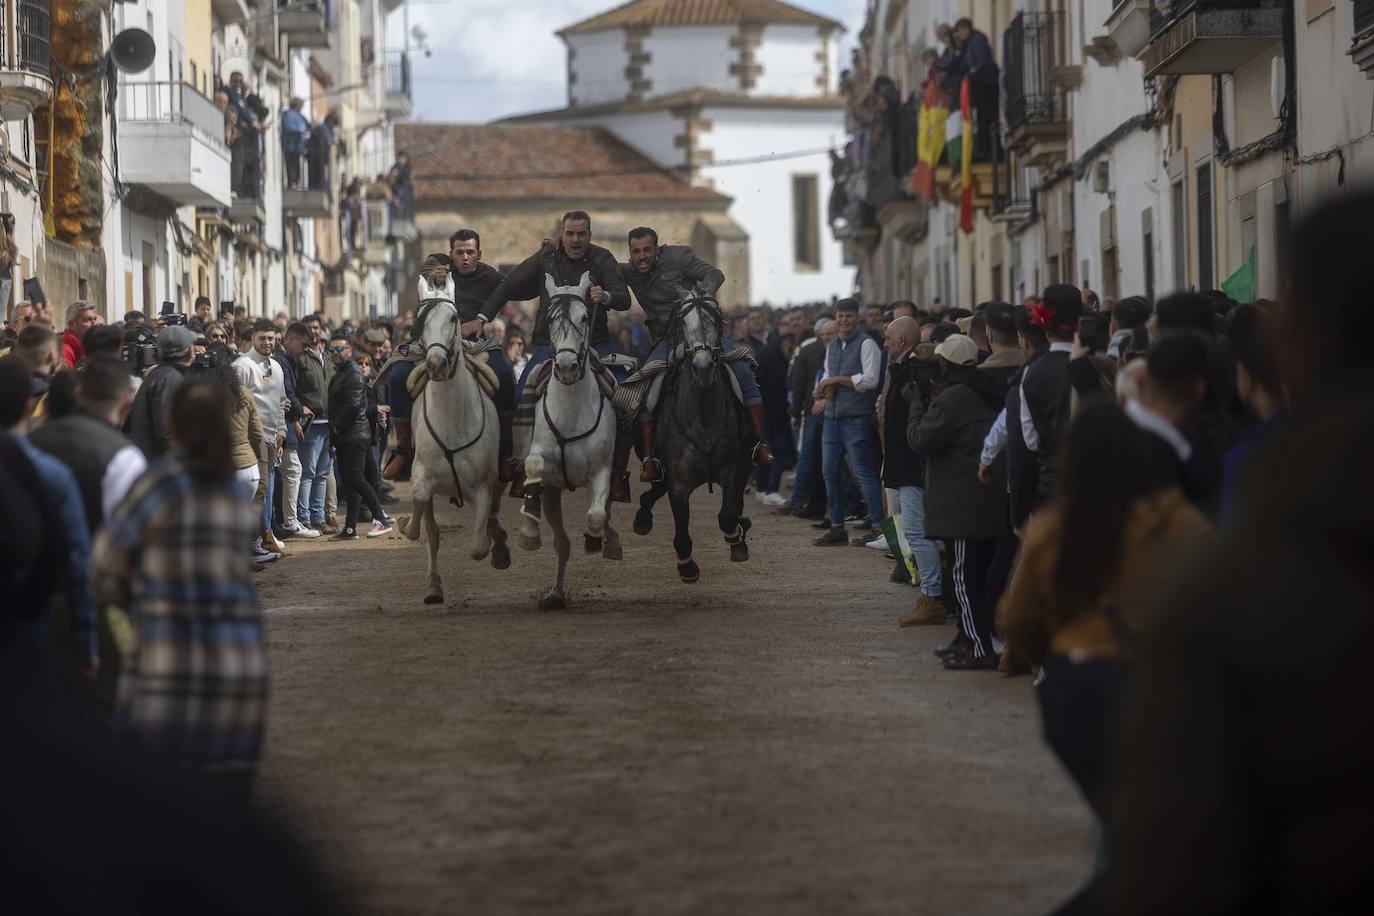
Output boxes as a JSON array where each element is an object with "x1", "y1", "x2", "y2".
[
  {"x1": 745, "y1": 404, "x2": 774, "y2": 465},
  {"x1": 611, "y1": 434, "x2": 632, "y2": 503},
  {"x1": 509, "y1": 464, "x2": 526, "y2": 499},
  {"x1": 498, "y1": 414, "x2": 515, "y2": 483},
  {"x1": 638, "y1": 419, "x2": 663, "y2": 483},
  {"x1": 898, "y1": 594, "x2": 947, "y2": 627}
]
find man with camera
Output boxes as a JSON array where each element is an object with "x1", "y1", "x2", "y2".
[{"x1": 129, "y1": 325, "x2": 196, "y2": 458}]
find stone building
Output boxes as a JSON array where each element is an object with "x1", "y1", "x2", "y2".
[{"x1": 395, "y1": 121, "x2": 744, "y2": 313}]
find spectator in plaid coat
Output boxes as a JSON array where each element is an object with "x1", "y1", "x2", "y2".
[{"x1": 92, "y1": 381, "x2": 267, "y2": 792}]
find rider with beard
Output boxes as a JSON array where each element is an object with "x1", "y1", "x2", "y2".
[
  {"x1": 622, "y1": 226, "x2": 773, "y2": 484},
  {"x1": 482, "y1": 210, "x2": 633, "y2": 501}
]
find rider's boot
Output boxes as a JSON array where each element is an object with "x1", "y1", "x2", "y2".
[
  {"x1": 509, "y1": 463, "x2": 527, "y2": 499},
  {"x1": 498, "y1": 414, "x2": 515, "y2": 483},
  {"x1": 638, "y1": 419, "x2": 663, "y2": 483},
  {"x1": 746, "y1": 404, "x2": 774, "y2": 465},
  {"x1": 383, "y1": 420, "x2": 411, "y2": 481},
  {"x1": 611, "y1": 434, "x2": 633, "y2": 503}
]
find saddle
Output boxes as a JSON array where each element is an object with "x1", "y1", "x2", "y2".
[
  {"x1": 611, "y1": 344, "x2": 754, "y2": 418},
  {"x1": 377, "y1": 339, "x2": 501, "y2": 402},
  {"x1": 512, "y1": 351, "x2": 623, "y2": 464}
]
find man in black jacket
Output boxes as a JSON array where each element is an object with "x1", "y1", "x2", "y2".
[
  {"x1": 623, "y1": 226, "x2": 772, "y2": 483},
  {"x1": 274, "y1": 324, "x2": 319, "y2": 540},
  {"x1": 1017, "y1": 284, "x2": 1080, "y2": 518},
  {"x1": 881, "y1": 316, "x2": 944, "y2": 624},
  {"x1": 907, "y1": 334, "x2": 1008, "y2": 670},
  {"x1": 128, "y1": 326, "x2": 196, "y2": 459},
  {"x1": 326, "y1": 332, "x2": 390, "y2": 541}
]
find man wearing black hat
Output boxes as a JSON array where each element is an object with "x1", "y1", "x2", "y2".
[
  {"x1": 1016, "y1": 284, "x2": 1080, "y2": 518},
  {"x1": 129, "y1": 325, "x2": 196, "y2": 459}
]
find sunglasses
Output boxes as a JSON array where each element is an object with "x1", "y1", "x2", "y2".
[{"x1": 326, "y1": 345, "x2": 348, "y2": 354}]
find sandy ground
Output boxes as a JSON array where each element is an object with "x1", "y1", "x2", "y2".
[{"x1": 255, "y1": 481, "x2": 1095, "y2": 915}]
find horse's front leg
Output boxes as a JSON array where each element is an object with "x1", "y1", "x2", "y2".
[
  {"x1": 634, "y1": 479, "x2": 666, "y2": 536},
  {"x1": 423, "y1": 499, "x2": 443, "y2": 605},
  {"x1": 669, "y1": 490, "x2": 699, "y2": 583},
  {"x1": 540, "y1": 488, "x2": 572, "y2": 610},
  {"x1": 584, "y1": 452, "x2": 611, "y2": 554},
  {"x1": 517, "y1": 446, "x2": 545, "y2": 551},
  {"x1": 467, "y1": 482, "x2": 494, "y2": 561}
]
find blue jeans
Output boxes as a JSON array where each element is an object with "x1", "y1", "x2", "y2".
[
  {"x1": 897, "y1": 485, "x2": 942, "y2": 597},
  {"x1": 822, "y1": 415, "x2": 885, "y2": 527},
  {"x1": 260, "y1": 451, "x2": 276, "y2": 532},
  {"x1": 790, "y1": 413, "x2": 823, "y2": 508},
  {"x1": 487, "y1": 347, "x2": 515, "y2": 416},
  {"x1": 297, "y1": 422, "x2": 331, "y2": 525},
  {"x1": 516, "y1": 341, "x2": 629, "y2": 400}
]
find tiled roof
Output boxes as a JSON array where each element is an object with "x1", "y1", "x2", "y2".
[
  {"x1": 395, "y1": 123, "x2": 726, "y2": 202},
  {"x1": 501, "y1": 89, "x2": 844, "y2": 123},
  {"x1": 559, "y1": 0, "x2": 842, "y2": 36}
]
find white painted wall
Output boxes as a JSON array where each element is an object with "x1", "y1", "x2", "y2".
[
  {"x1": 753, "y1": 24, "x2": 827, "y2": 97},
  {"x1": 568, "y1": 30, "x2": 628, "y2": 106},
  {"x1": 1296, "y1": 1, "x2": 1374, "y2": 200},
  {"x1": 702, "y1": 106, "x2": 853, "y2": 305},
  {"x1": 643, "y1": 25, "x2": 736, "y2": 96}
]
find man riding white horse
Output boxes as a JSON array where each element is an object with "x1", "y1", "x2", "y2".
[
  {"x1": 622, "y1": 226, "x2": 773, "y2": 482},
  {"x1": 482, "y1": 210, "x2": 635, "y2": 501}
]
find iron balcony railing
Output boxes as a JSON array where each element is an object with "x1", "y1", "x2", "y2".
[
  {"x1": 118, "y1": 80, "x2": 229, "y2": 152},
  {"x1": 1004, "y1": 11, "x2": 1062, "y2": 130},
  {"x1": 2, "y1": 0, "x2": 51, "y2": 75},
  {"x1": 1147, "y1": 0, "x2": 1273, "y2": 39},
  {"x1": 385, "y1": 49, "x2": 410, "y2": 99}
]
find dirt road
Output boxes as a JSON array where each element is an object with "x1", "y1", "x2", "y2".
[{"x1": 256, "y1": 483, "x2": 1094, "y2": 915}]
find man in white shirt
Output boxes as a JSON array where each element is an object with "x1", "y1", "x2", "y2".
[{"x1": 235, "y1": 318, "x2": 287, "y2": 550}]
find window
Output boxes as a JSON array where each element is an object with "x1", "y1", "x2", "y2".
[
  {"x1": 141, "y1": 242, "x2": 155, "y2": 312},
  {"x1": 1172, "y1": 179, "x2": 1187, "y2": 290},
  {"x1": 1143, "y1": 230, "x2": 1155, "y2": 304},
  {"x1": 791, "y1": 174, "x2": 820, "y2": 270},
  {"x1": 1196, "y1": 163, "x2": 1214, "y2": 290},
  {"x1": 1101, "y1": 245, "x2": 1119, "y2": 301},
  {"x1": 1355, "y1": 0, "x2": 1374, "y2": 34},
  {"x1": 991, "y1": 265, "x2": 1003, "y2": 302},
  {"x1": 1047, "y1": 254, "x2": 1060, "y2": 285}
]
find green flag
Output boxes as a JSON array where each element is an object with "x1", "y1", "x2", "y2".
[{"x1": 1222, "y1": 246, "x2": 1256, "y2": 303}]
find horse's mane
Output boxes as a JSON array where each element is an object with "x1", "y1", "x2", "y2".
[{"x1": 417, "y1": 272, "x2": 455, "y2": 304}]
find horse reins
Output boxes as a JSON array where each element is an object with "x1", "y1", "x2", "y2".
[
  {"x1": 540, "y1": 291, "x2": 604, "y2": 491},
  {"x1": 547, "y1": 292, "x2": 591, "y2": 381}
]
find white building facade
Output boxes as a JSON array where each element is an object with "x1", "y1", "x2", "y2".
[{"x1": 505, "y1": 0, "x2": 855, "y2": 307}]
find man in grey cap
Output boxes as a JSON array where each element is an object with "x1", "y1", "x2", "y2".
[{"x1": 129, "y1": 324, "x2": 197, "y2": 458}]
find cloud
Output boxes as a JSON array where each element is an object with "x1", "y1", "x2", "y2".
[{"x1": 395, "y1": 0, "x2": 869, "y2": 123}]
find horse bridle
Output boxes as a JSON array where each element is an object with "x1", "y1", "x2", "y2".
[
  {"x1": 673, "y1": 294, "x2": 724, "y2": 384},
  {"x1": 548, "y1": 291, "x2": 591, "y2": 380},
  {"x1": 419, "y1": 297, "x2": 461, "y2": 380}
]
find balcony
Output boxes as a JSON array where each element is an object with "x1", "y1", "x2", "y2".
[
  {"x1": 363, "y1": 198, "x2": 390, "y2": 264},
  {"x1": 1140, "y1": 1, "x2": 1283, "y2": 78},
  {"x1": 117, "y1": 81, "x2": 232, "y2": 208},
  {"x1": 1004, "y1": 12, "x2": 1070, "y2": 170},
  {"x1": 383, "y1": 51, "x2": 412, "y2": 119},
  {"x1": 211, "y1": 0, "x2": 250, "y2": 26},
  {"x1": 277, "y1": 0, "x2": 330, "y2": 50},
  {"x1": 1105, "y1": 0, "x2": 1152, "y2": 59},
  {"x1": 283, "y1": 153, "x2": 333, "y2": 218},
  {"x1": 0, "y1": 0, "x2": 52, "y2": 121}
]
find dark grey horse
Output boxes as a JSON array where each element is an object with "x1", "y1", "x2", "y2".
[{"x1": 633, "y1": 295, "x2": 752, "y2": 581}]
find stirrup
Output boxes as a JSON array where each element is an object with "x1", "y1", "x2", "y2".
[
  {"x1": 640, "y1": 456, "x2": 664, "y2": 483},
  {"x1": 751, "y1": 441, "x2": 774, "y2": 465}
]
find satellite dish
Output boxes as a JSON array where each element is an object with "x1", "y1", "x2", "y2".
[{"x1": 111, "y1": 28, "x2": 156, "y2": 74}]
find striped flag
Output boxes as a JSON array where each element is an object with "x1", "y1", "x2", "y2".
[
  {"x1": 959, "y1": 76, "x2": 974, "y2": 234},
  {"x1": 912, "y1": 80, "x2": 947, "y2": 200}
]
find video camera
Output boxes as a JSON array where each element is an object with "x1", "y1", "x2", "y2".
[{"x1": 123, "y1": 323, "x2": 159, "y2": 376}]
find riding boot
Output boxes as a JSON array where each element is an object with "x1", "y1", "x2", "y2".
[
  {"x1": 383, "y1": 420, "x2": 411, "y2": 481},
  {"x1": 509, "y1": 464, "x2": 527, "y2": 499},
  {"x1": 638, "y1": 419, "x2": 663, "y2": 483},
  {"x1": 611, "y1": 435, "x2": 633, "y2": 503},
  {"x1": 746, "y1": 404, "x2": 774, "y2": 465},
  {"x1": 498, "y1": 414, "x2": 515, "y2": 483}
]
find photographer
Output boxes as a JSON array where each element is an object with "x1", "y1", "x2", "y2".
[{"x1": 129, "y1": 326, "x2": 196, "y2": 459}]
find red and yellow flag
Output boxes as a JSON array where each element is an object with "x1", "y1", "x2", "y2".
[
  {"x1": 958, "y1": 76, "x2": 974, "y2": 234},
  {"x1": 911, "y1": 79, "x2": 947, "y2": 200}
]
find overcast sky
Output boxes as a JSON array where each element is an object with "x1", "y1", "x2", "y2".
[{"x1": 395, "y1": 0, "x2": 868, "y2": 124}]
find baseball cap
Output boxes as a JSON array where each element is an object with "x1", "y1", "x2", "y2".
[
  {"x1": 156, "y1": 325, "x2": 197, "y2": 359},
  {"x1": 934, "y1": 333, "x2": 979, "y2": 367}
]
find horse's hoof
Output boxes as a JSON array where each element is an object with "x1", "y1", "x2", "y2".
[
  {"x1": 633, "y1": 508, "x2": 653, "y2": 536},
  {"x1": 423, "y1": 587, "x2": 444, "y2": 605},
  {"x1": 491, "y1": 542, "x2": 511, "y2": 570},
  {"x1": 539, "y1": 591, "x2": 567, "y2": 610},
  {"x1": 729, "y1": 542, "x2": 750, "y2": 563},
  {"x1": 398, "y1": 516, "x2": 419, "y2": 541},
  {"x1": 602, "y1": 542, "x2": 623, "y2": 561},
  {"x1": 516, "y1": 530, "x2": 541, "y2": 552},
  {"x1": 677, "y1": 559, "x2": 700, "y2": 583},
  {"x1": 584, "y1": 534, "x2": 603, "y2": 554}
]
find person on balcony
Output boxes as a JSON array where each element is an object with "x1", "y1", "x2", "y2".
[
  {"x1": 952, "y1": 18, "x2": 1001, "y2": 161},
  {"x1": 308, "y1": 111, "x2": 338, "y2": 196},
  {"x1": 282, "y1": 97, "x2": 311, "y2": 189}
]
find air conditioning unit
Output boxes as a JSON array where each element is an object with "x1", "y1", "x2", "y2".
[{"x1": 1093, "y1": 160, "x2": 1111, "y2": 194}]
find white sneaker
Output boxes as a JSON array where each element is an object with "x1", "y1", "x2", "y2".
[
  {"x1": 366, "y1": 519, "x2": 394, "y2": 538},
  {"x1": 752, "y1": 489, "x2": 768, "y2": 504},
  {"x1": 864, "y1": 534, "x2": 887, "y2": 550},
  {"x1": 284, "y1": 521, "x2": 321, "y2": 540},
  {"x1": 761, "y1": 492, "x2": 787, "y2": 507}
]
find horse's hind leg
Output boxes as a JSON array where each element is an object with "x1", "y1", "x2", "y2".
[
  {"x1": 468, "y1": 485, "x2": 494, "y2": 562},
  {"x1": 584, "y1": 464, "x2": 610, "y2": 554},
  {"x1": 540, "y1": 489, "x2": 572, "y2": 610},
  {"x1": 669, "y1": 490, "x2": 699, "y2": 583},
  {"x1": 634, "y1": 480, "x2": 666, "y2": 536},
  {"x1": 423, "y1": 501, "x2": 443, "y2": 605},
  {"x1": 720, "y1": 470, "x2": 750, "y2": 562},
  {"x1": 487, "y1": 514, "x2": 511, "y2": 570}
]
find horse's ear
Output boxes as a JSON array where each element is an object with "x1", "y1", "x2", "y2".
[
  {"x1": 544, "y1": 273, "x2": 558, "y2": 300},
  {"x1": 578, "y1": 271, "x2": 591, "y2": 294}
]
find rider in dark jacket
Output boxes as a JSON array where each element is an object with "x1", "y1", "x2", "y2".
[{"x1": 623, "y1": 227, "x2": 772, "y2": 482}]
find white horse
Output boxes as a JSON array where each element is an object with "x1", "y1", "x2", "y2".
[
  {"x1": 516, "y1": 272, "x2": 622, "y2": 609},
  {"x1": 402, "y1": 274, "x2": 511, "y2": 604}
]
